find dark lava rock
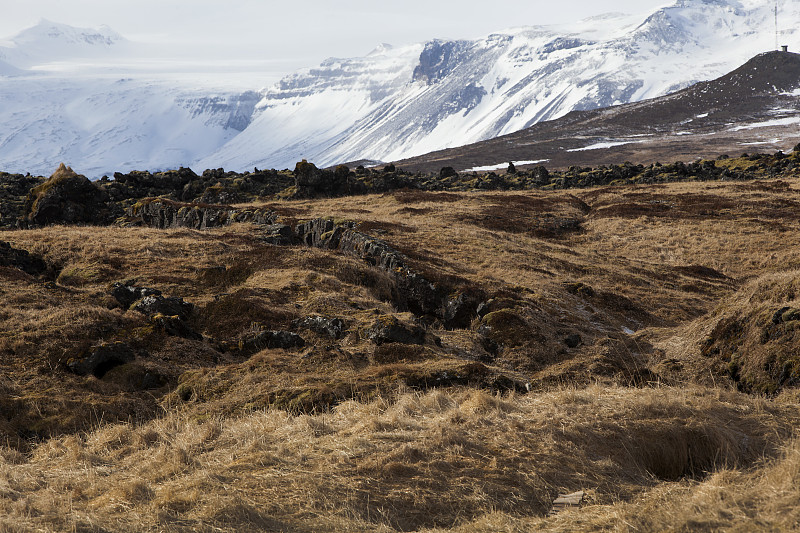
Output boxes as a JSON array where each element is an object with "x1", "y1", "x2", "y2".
[
  {"x1": 110, "y1": 281, "x2": 162, "y2": 309},
  {"x1": 222, "y1": 329, "x2": 305, "y2": 354},
  {"x1": 151, "y1": 313, "x2": 203, "y2": 340},
  {"x1": 131, "y1": 294, "x2": 194, "y2": 321},
  {"x1": 439, "y1": 166, "x2": 458, "y2": 179},
  {"x1": 367, "y1": 315, "x2": 427, "y2": 345},
  {"x1": 293, "y1": 160, "x2": 349, "y2": 197},
  {"x1": 0, "y1": 172, "x2": 45, "y2": 229},
  {"x1": 565, "y1": 334, "x2": 583, "y2": 348},
  {"x1": 122, "y1": 198, "x2": 276, "y2": 230},
  {"x1": 68, "y1": 341, "x2": 135, "y2": 377},
  {"x1": 295, "y1": 218, "x2": 441, "y2": 318},
  {"x1": 0, "y1": 241, "x2": 47, "y2": 275},
  {"x1": 260, "y1": 223, "x2": 296, "y2": 245},
  {"x1": 441, "y1": 291, "x2": 484, "y2": 329},
  {"x1": 21, "y1": 164, "x2": 110, "y2": 227},
  {"x1": 297, "y1": 316, "x2": 346, "y2": 339}
]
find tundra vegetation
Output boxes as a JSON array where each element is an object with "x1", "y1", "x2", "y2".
[{"x1": 0, "y1": 152, "x2": 800, "y2": 531}]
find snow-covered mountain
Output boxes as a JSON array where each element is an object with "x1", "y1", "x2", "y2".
[
  {"x1": 201, "y1": 0, "x2": 800, "y2": 170},
  {"x1": 1, "y1": 0, "x2": 800, "y2": 177},
  {"x1": 0, "y1": 20, "x2": 261, "y2": 177},
  {"x1": 0, "y1": 19, "x2": 126, "y2": 68}
]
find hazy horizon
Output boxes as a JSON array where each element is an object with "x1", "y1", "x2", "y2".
[{"x1": 1, "y1": 0, "x2": 669, "y2": 84}]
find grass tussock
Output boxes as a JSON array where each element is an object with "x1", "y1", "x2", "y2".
[{"x1": 0, "y1": 385, "x2": 794, "y2": 532}]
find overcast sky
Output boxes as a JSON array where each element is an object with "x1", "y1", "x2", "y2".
[{"x1": 2, "y1": 1, "x2": 671, "y2": 81}]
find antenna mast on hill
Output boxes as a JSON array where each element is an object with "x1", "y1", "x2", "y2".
[{"x1": 775, "y1": 1, "x2": 779, "y2": 51}]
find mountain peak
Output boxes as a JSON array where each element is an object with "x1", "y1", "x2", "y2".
[
  {"x1": 0, "y1": 20, "x2": 126, "y2": 69},
  {"x1": 13, "y1": 19, "x2": 125, "y2": 47}
]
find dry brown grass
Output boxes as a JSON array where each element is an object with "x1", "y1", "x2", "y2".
[
  {"x1": 0, "y1": 385, "x2": 794, "y2": 532},
  {"x1": 1, "y1": 177, "x2": 800, "y2": 529}
]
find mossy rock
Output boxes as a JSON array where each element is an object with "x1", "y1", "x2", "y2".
[{"x1": 478, "y1": 309, "x2": 532, "y2": 348}]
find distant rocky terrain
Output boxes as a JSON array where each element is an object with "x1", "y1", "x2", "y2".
[{"x1": 3, "y1": 142, "x2": 800, "y2": 231}]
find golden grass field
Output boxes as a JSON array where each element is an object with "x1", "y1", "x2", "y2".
[{"x1": 2, "y1": 176, "x2": 800, "y2": 531}]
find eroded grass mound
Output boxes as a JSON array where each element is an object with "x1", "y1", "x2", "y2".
[{"x1": 0, "y1": 386, "x2": 793, "y2": 532}]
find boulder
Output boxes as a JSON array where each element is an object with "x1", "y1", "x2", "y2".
[
  {"x1": 441, "y1": 291, "x2": 484, "y2": 329},
  {"x1": 21, "y1": 164, "x2": 110, "y2": 226},
  {"x1": 150, "y1": 313, "x2": 203, "y2": 340},
  {"x1": 68, "y1": 342, "x2": 136, "y2": 377},
  {"x1": 440, "y1": 167, "x2": 458, "y2": 179},
  {"x1": 367, "y1": 315, "x2": 427, "y2": 345},
  {"x1": 293, "y1": 160, "x2": 349, "y2": 197},
  {"x1": 565, "y1": 334, "x2": 583, "y2": 348}
]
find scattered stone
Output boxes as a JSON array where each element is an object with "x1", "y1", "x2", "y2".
[
  {"x1": 367, "y1": 315, "x2": 427, "y2": 345},
  {"x1": 68, "y1": 341, "x2": 135, "y2": 377},
  {"x1": 297, "y1": 316, "x2": 346, "y2": 339},
  {"x1": 150, "y1": 313, "x2": 202, "y2": 340},
  {"x1": 222, "y1": 329, "x2": 305, "y2": 354},
  {"x1": 131, "y1": 294, "x2": 193, "y2": 321},
  {"x1": 110, "y1": 281, "x2": 161, "y2": 309}
]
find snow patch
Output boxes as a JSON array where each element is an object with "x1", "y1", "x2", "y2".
[
  {"x1": 463, "y1": 159, "x2": 550, "y2": 172},
  {"x1": 730, "y1": 116, "x2": 800, "y2": 131},
  {"x1": 566, "y1": 141, "x2": 638, "y2": 152}
]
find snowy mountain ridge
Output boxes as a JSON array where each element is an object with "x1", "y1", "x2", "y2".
[
  {"x1": 200, "y1": 0, "x2": 800, "y2": 171},
  {"x1": 0, "y1": 0, "x2": 799, "y2": 177}
]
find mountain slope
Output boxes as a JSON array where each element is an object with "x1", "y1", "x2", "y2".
[
  {"x1": 199, "y1": 0, "x2": 800, "y2": 171},
  {"x1": 0, "y1": 21, "x2": 261, "y2": 177},
  {"x1": 394, "y1": 50, "x2": 800, "y2": 172},
  {"x1": 1, "y1": 1, "x2": 799, "y2": 177}
]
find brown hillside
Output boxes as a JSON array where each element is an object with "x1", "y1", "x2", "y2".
[{"x1": 0, "y1": 176, "x2": 800, "y2": 530}]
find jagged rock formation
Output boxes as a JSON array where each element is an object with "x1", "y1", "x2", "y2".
[
  {"x1": 120, "y1": 198, "x2": 276, "y2": 229},
  {"x1": 295, "y1": 218, "x2": 484, "y2": 327},
  {"x1": 296, "y1": 316, "x2": 346, "y2": 339},
  {"x1": 220, "y1": 329, "x2": 305, "y2": 355}
]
